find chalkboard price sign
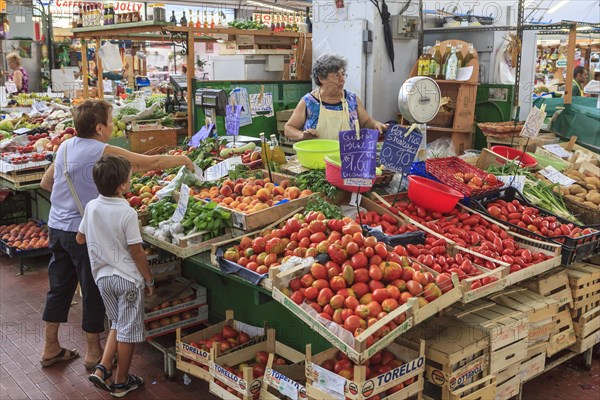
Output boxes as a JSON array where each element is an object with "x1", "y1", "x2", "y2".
[
  {"x1": 339, "y1": 128, "x2": 379, "y2": 187},
  {"x1": 225, "y1": 104, "x2": 242, "y2": 136},
  {"x1": 380, "y1": 124, "x2": 423, "y2": 174}
]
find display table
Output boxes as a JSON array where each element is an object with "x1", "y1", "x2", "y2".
[{"x1": 181, "y1": 253, "x2": 330, "y2": 354}]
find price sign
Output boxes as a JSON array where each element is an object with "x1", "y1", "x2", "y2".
[
  {"x1": 225, "y1": 104, "x2": 242, "y2": 136},
  {"x1": 339, "y1": 128, "x2": 379, "y2": 187},
  {"x1": 520, "y1": 106, "x2": 546, "y2": 138},
  {"x1": 5, "y1": 82, "x2": 17, "y2": 94},
  {"x1": 543, "y1": 144, "x2": 572, "y2": 159},
  {"x1": 380, "y1": 124, "x2": 422, "y2": 174},
  {"x1": 539, "y1": 165, "x2": 576, "y2": 187},
  {"x1": 171, "y1": 184, "x2": 190, "y2": 223},
  {"x1": 189, "y1": 124, "x2": 214, "y2": 147},
  {"x1": 277, "y1": 379, "x2": 298, "y2": 400},
  {"x1": 311, "y1": 364, "x2": 345, "y2": 399},
  {"x1": 497, "y1": 175, "x2": 526, "y2": 193},
  {"x1": 205, "y1": 156, "x2": 242, "y2": 181}
]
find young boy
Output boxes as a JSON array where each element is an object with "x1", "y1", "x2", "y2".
[{"x1": 76, "y1": 154, "x2": 155, "y2": 397}]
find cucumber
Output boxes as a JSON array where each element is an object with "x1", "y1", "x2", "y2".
[{"x1": 220, "y1": 142, "x2": 256, "y2": 158}]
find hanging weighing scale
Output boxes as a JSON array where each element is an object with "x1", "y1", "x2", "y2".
[{"x1": 397, "y1": 76, "x2": 441, "y2": 160}]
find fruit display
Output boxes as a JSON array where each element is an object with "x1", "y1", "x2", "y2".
[
  {"x1": 44, "y1": 127, "x2": 76, "y2": 152},
  {"x1": 186, "y1": 325, "x2": 256, "y2": 355},
  {"x1": 355, "y1": 210, "x2": 419, "y2": 236},
  {"x1": 0, "y1": 220, "x2": 49, "y2": 251},
  {"x1": 145, "y1": 308, "x2": 200, "y2": 331},
  {"x1": 382, "y1": 198, "x2": 459, "y2": 223},
  {"x1": 145, "y1": 291, "x2": 198, "y2": 314},
  {"x1": 484, "y1": 198, "x2": 596, "y2": 239},
  {"x1": 194, "y1": 177, "x2": 312, "y2": 215},
  {"x1": 1, "y1": 152, "x2": 49, "y2": 164},
  {"x1": 452, "y1": 172, "x2": 499, "y2": 190}
]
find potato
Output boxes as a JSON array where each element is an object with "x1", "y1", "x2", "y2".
[
  {"x1": 582, "y1": 201, "x2": 598, "y2": 208},
  {"x1": 585, "y1": 191, "x2": 600, "y2": 205},
  {"x1": 566, "y1": 195, "x2": 584, "y2": 203},
  {"x1": 569, "y1": 184, "x2": 586, "y2": 195},
  {"x1": 566, "y1": 169, "x2": 585, "y2": 180},
  {"x1": 584, "y1": 177, "x2": 600, "y2": 187},
  {"x1": 576, "y1": 192, "x2": 587, "y2": 199}
]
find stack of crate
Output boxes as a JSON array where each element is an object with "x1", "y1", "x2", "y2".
[
  {"x1": 566, "y1": 263, "x2": 600, "y2": 353},
  {"x1": 444, "y1": 300, "x2": 528, "y2": 400},
  {"x1": 489, "y1": 288, "x2": 559, "y2": 383},
  {"x1": 522, "y1": 269, "x2": 576, "y2": 356},
  {"x1": 400, "y1": 315, "x2": 496, "y2": 400},
  {"x1": 275, "y1": 109, "x2": 296, "y2": 155}
]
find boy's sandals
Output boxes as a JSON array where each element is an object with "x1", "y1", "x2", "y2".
[
  {"x1": 85, "y1": 355, "x2": 118, "y2": 371},
  {"x1": 40, "y1": 348, "x2": 79, "y2": 367},
  {"x1": 111, "y1": 374, "x2": 144, "y2": 398},
  {"x1": 89, "y1": 364, "x2": 112, "y2": 392}
]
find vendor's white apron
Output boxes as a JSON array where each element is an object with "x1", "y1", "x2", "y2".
[{"x1": 315, "y1": 91, "x2": 352, "y2": 140}]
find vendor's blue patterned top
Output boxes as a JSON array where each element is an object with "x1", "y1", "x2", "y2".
[{"x1": 302, "y1": 90, "x2": 359, "y2": 131}]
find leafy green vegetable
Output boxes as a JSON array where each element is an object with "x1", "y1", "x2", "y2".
[
  {"x1": 304, "y1": 196, "x2": 343, "y2": 220},
  {"x1": 295, "y1": 170, "x2": 340, "y2": 200}
]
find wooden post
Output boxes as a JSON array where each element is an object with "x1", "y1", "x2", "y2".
[
  {"x1": 564, "y1": 23, "x2": 577, "y2": 105},
  {"x1": 81, "y1": 39, "x2": 89, "y2": 98},
  {"x1": 187, "y1": 28, "x2": 195, "y2": 137},
  {"x1": 95, "y1": 38, "x2": 104, "y2": 99}
]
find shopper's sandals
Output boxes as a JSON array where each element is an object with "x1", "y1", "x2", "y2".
[
  {"x1": 40, "y1": 348, "x2": 80, "y2": 367},
  {"x1": 110, "y1": 374, "x2": 144, "y2": 398},
  {"x1": 89, "y1": 364, "x2": 113, "y2": 392}
]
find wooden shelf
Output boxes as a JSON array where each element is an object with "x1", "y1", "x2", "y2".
[
  {"x1": 426, "y1": 126, "x2": 473, "y2": 134},
  {"x1": 433, "y1": 79, "x2": 479, "y2": 86},
  {"x1": 168, "y1": 25, "x2": 312, "y2": 38},
  {"x1": 72, "y1": 20, "x2": 175, "y2": 37}
]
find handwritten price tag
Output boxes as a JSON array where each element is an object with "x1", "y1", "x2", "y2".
[
  {"x1": 520, "y1": 106, "x2": 546, "y2": 138},
  {"x1": 497, "y1": 175, "x2": 526, "y2": 193},
  {"x1": 277, "y1": 379, "x2": 298, "y2": 400},
  {"x1": 225, "y1": 105, "x2": 242, "y2": 136},
  {"x1": 171, "y1": 184, "x2": 190, "y2": 223},
  {"x1": 311, "y1": 364, "x2": 345, "y2": 399},
  {"x1": 339, "y1": 128, "x2": 379, "y2": 187},
  {"x1": 539, "y1": 166, "x2": 576, "y2": 187},
  {"x1": 543, "y1": 144, "x2": 572, "y2": 159},
  {"x1": 380, "y1": 124, "x2": 422, "y2": 174},
  {"x1": 205, "y1": 156, "x2": 243, "y2": 181}
]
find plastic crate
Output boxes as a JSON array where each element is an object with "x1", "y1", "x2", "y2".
[
  {"x1": 0, "y1": 192, "x2": 31, "y2": 226},
  {"x1": 473, "y1": 187, "x2": 600, "y2": 266},
  {"x1": 426, "y1": 157, "x2": 504, "y2": 198}
]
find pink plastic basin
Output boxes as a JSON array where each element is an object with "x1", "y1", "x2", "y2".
[{"x1": 408, "y1": 175, "x2": 464, "y2": 213}]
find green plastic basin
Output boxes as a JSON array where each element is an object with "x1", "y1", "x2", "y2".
[{"x1": 293, "y1": 139, "x2": 340, "y2": 169}]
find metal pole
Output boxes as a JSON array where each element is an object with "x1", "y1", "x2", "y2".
[{"x1": 513, "y1": 0, "x2": 525, "y2": 109}]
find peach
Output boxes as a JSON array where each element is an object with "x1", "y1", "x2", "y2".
[
  {"x1": 279, "y1": 180, "x2": 290, "y2": 189},
  {"x1": 265, "y1": 182, "x2": 275, "y2": 191},
  {"x1": 273, "y1": 186, "x2": 285, "y2": 196},
  {"x1": 242, "y1": 197, "x2": 253, "y2": 205},
  {"x1": 256, "y1": 188, "x2": 270, "y2": 202},
  {"x1": 220, "y1": 186, "x2": 233, "y2": 197},
  {"x1": 230, "y1": 201, "x2": 240, "y2": 208},
  {"x1": 242, "y1": 185, "x2": 255, "y2": 197},
  {"x1": 285, "y1": 187, "x2": 301, "y2": 199},
  {"x1": 300, "y1": 189, "x2": 313, "y2": 198},
  {"x1": 255, "y1": 179, "x2": 265, "y2": 187},
  {"x1": 234, "y1": 183, "x2": 244, "y2": 195}
]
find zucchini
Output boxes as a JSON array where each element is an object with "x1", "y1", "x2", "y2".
[{"x1": 220, "y1": 142, "x2": 256, "y2": 158}]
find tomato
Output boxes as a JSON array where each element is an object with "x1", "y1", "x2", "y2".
[
  {"x1": 328, "y1": 244, "x2": 348, "y2": 265},
  {"x1": 374, "y1": 243, "x2": 388, "y2": 259},
  {"x1": 351, "y1": 252, "x2": 369, "y2": 269},
  {"x1": 364, "y1": 236, "x2": 378, "y2": 248}
]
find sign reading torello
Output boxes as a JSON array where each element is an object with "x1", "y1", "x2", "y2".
[{"x1": 52, "y1": 0, "x2": 144, "y2": 12}]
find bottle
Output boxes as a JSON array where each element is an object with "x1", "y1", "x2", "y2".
[
  {"x1": 188, "y1": 9, "x2": 194, "y2": 26},
  {"x1": 195, "y1": 10, "x2": 201, "y2": 28},
  {"x1": 431, "y1": 40, "x2": 442, "y2": 78},
  {"x1": 270, "y1": 13, "x2": 275, "y2": 31},
  {"x1": 423, "y1": 47, "x2": 431, "y2": 77},
  {"x1": 95, "y1": 5, "x2": 101, "y2": 26},
  {"x1": 462, "y1": 43, "x2": 475, "y2": 67},
  {"x1": 445, "y1": 46, "x2": 459, "y2": 80},
  {"x1": 103, "y1": 4, "x2": 109, "y2": 25},
  {"x1": 170, "y1": 10, "x2": 177, "y2": 23},
  {"x1": 417, "y1": 53, "x2": 424, "y2": 76},
  {"x1": 285, "y1": 13, "x2": 292, "y2": 31},
  {"x1": 180, "y1": 11, "x2": 187, "y2": 26},
  {"x1": 73, "y1": 5, "x2": 79, "y2": 28},
  {"x1": 441, "y1": 42, "x2": 452, "y2": 77},
  {"x1": 82, "y1": 5, "x2": 87, "y2": 27},
  {"x1": 292, "y1": 11, "x2": 298, "y2": 31},
  {"x1": 203, "y1": 11, "x2": 208, "y2": 29},
  {"x1": 456, "y1": 43, "x2": 464, "y2": 68},
  {"x1": 210, "y1": 11, "x2": 215, "y2": 29},
  {"x1": 259, "y1": 133, "x2": 272, "y2": 169},
  {"x1": 76, "y1": 9, "x2": 83, "y2": 28},
  {"x1": 269, "y1": 134, "x2": 287, "y2": 165},
  {"x1": 305, "y1": 7, "x2": 312, "y2": 33}
]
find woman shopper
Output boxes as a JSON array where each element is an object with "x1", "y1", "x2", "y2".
[
  {"x1": 284, "y1": 53, "x2": 388, "y2": 141},
  {"x1": 6, "y1": 52, "x2": 29, "y2": 93},
  {"x1": 39, "y1": 99, "x2": 194, "y2": 369}
]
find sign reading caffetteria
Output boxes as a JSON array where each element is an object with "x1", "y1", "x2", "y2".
[{"x1": 52, "y1": 0, "x2": 144, "y2": 12}]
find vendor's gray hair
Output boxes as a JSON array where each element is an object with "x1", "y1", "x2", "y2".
[{"x1": 312, "y1": 54, "x2": 347, "y2": 86}]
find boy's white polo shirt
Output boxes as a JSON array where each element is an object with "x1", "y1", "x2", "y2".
[{"x1": 78, "y1": 195, "x2": 144, "y2": 287}]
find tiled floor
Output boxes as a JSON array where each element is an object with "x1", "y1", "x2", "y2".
[{"x1": 1, "y1": 255, "x2": 599, "y2": 400}]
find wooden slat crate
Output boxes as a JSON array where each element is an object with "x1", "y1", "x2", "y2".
[
  {"x1": 305, "y1": 341, "x2": 425, "y2": 400},
  {"x1": 566, "y1": 263, "x2": 600, "y2": 320},
  {"x1": 261, "y1": 353, "x2": 306, "y2": 400},
  {"x1": 519, "y1": 352, "x2": 545, "y2": 383},
  {"x1": 494, "y1": 367, "x2": 521, "y2": 400},
  {"x1": 0, "y1": 163, "x2": 49, "y2": 189},
  {"x1": 570, "y1": 305, "x2": 600, "y2": 354},
  {"x1": 546, "y1": 309, "x2": 576, "y2": 357},
  {"x1": 399, "y1": 316, "x2": 490, "y2": 400},
  {"x1": 488, "y1": 288, "x2": 558, "y2": 346},
  {"x1": 521, "y1": 269, "x2": 574, "y2": 309}
]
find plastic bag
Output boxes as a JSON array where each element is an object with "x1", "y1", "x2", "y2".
[
  {"x1": 156, "y1": 166, "x2": 203, "y2": 199},
  {"x1": 426, "y1": 137, "x2": 456, "y2": 159}
]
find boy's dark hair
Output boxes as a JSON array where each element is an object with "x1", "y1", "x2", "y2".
[
  {"x1": 73, "y1": 99, "x2": 113, "y2": 138},
  {"x1": 574, "y1": 66, "x2": 588, "y2": 78},
  {"x1": 93, "y1": 155, "x2": 131, "y2": 196}
]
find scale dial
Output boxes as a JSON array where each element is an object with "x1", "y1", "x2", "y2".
[{"x1": 398, "y1": 77, "x2": 441, "y2": 124}]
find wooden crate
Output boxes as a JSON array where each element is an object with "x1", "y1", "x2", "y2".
[
  {"x1": 519, "y1": 352, "x2": 545, "y2": 383},
  {"x1": 0, "y1": 163, "x2": 49, "y2": 189},
  {"x1": 570, "y1": 305, "x2": 600, "y2": 354},
  {"x1": 141, "y1": 226, "x2": 234, "y2": 259},
  {"x1": 176, "y1": 310, "x2": 266, "y2": 382},
  {"x1": 546, "y1": 309, "x2": 576, "y2": 357},
  {"x1": 305, "y1": 341, "x2": 425, "y2": 400},
  {"x1": 494, "y1": 374, "x2": 521, "y2": 400},
  {"x1": 399, "y1": 316, "x2": 490, "y2": 400},
  {"x1": 567, "y1": 263, "x2": 600, "y2": 320},
  {"x1": 144, "y1": 304, "x2": 208, "y2": 340},
  {"x1": 272, "y1": 260, "x2": 461, "y2": 364},
  {"x1": 209, "y1": 329, "x2": 305, "y2": 400},
  {"x1": 261, "y1": 353, "x2": 306, "y2": 400},
  {"x1": 128, "y1": 128, "x2": 178, "y2": 154},
  {"x1": 526, "y1": 341, "x2": 548, "y2": 360},
  {"x1": 521, "y1": 269, "x2": 574, "y2": 309},
  {"x1": 488, "y1": 288, "x2": 558, "y2": 345}
]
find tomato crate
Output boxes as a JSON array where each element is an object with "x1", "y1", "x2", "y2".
[
  {"x1": 208, "y1": 329, "x2": 305, "y2": 400},
  {"x1": 425, "y1": 157, "x2": 504, "y2": 198},
  {"x1": 488, "y1": 288, "x2": 558, "y2": 346},
  {"x1": 398, "y1": 315, "x2": 493, "y2": 400},
  {"x1": 0, "y1": 191, "x2": 31, "y2": 226},
  {"x1": 271, "y1": 260, "x2": 461, "y2": 365},
  {"x1": 566, "y1": 263, "x2": 600, "y2": 320},
  {"x1": 176, "y1": 310, "x2": 266, "y2": 382},
  {"x1": 305, "y1": 341, "x2": 425, "y2": 400},
  {"x1": 0, "y1": 161, "x2": 50, "y2": 189},
  {"x1": 144, "y1": 304, "x2": 208, "y2": 340},
  {"x1": 143, "y1": 278, "x2": 206, "y2": 322},
  {"x1": 546, "y1": 308, "x2": 576, "y2": 357},
  {"x1": 209, "y1": 208, "x2": 304, "y2": 291},
  {"x1": 444, "y1": 300, "x2": 528, "y2": 375},
  {"x1": 261, "y1": 353, "x2": 307, "y2": 400},
  {"x1": 472, "y1": 187, "x2": 600, "y2": 266},
  {"x1": 570, "y1": 305, "x2": 600, "y2": 353},
  {"x1": 519, "y1": 352, "x2": 546, "y2": 383},
  {"x1": 521, "y1": 269, "x2": 574, "y2": 309}
]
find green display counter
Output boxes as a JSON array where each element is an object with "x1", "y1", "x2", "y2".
[
  {"x1": 182, "y1": 254, "x2": 331, "y2": 354},
  {"x1": 533, "y1": 97, "x2": 600, "y2": 152}
]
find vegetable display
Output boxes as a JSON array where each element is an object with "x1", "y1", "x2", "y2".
[{"x1": 295, "y1": 170, "x2": 340, "y2": 200}]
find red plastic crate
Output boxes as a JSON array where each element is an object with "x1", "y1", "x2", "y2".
[{"x1": 426, "y1": 157, "x2": 504, "y2": 198}]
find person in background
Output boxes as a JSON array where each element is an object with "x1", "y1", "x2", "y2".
[
  {"x1": 78, "y1": 155, "x2": 153, "y2": 397},
  {"x1": 39, "y1": 99, "x2": 194, "y2": 371},
  {"x1": 7, "y1": 52, "x2": 29, "y2": 93},
  {"x1": 284, "y1": 54, "x2": 388, "y2": 141},
  {"x1": 572, "y1": 66, "x2": 589, "y2": 97}
]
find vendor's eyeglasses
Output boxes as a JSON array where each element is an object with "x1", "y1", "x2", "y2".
[{"x1": 328, "y1": 71, "x2": 348, "y2": 79}]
